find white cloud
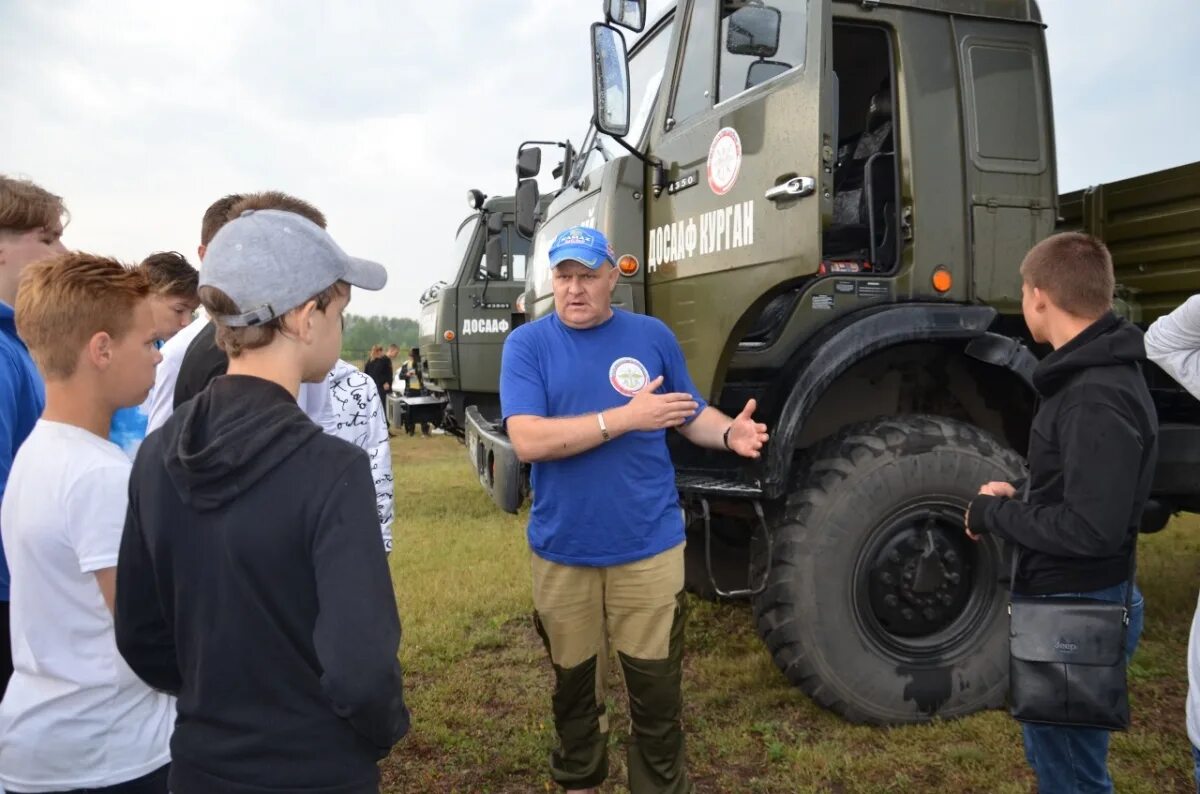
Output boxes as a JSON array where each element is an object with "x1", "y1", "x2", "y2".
[{"x1": 1, "y1": 0, "x2": 1196, "y2": 318}]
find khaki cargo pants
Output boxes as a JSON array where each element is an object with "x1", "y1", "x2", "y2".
[{"x1": 531, "y1": 542, "x2": 690, "y2": 793}]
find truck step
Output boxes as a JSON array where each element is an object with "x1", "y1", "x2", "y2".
[{"x1": 675, "y1": 471, "x2": 764, "y2": 498}]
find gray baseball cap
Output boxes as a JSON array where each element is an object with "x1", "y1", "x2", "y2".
[{"x1": 200, "y1": 208, "x2": 387, "y2": 327}]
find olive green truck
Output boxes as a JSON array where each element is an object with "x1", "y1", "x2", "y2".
[
  {"x1": 407, "y1": 192, "x2": 533, "y2": 436},
  {"x1": 463, "y1": 0, "x2": 1200, "y2": 726}
]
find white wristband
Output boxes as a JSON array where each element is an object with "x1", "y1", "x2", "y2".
[{"x1": 597, "y1": 411, "x2": 610, "y2": 441}]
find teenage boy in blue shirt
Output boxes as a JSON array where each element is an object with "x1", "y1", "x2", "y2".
[{"x1": 0, "y1": 175, "x2": 67, "y2": 696}]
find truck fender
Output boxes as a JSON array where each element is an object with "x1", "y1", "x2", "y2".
[
  {"x1": 765, "y1": 304, "x2": 1002, "y2": 494},
  {"x1": 963, "y1": 332, "x2": 1038, "y2": 390}
]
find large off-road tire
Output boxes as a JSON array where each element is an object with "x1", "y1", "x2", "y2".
[{"x1": 751, "y1": 415, "x2": 1024, "y2": 725}]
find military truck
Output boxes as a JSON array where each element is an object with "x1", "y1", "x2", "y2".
[
  {"x1": 406, "y1": 192, "x2": 536, "y2": 437},
  {"x1": 466, "y1": 0, "x2": 1200, "y2": 726}
]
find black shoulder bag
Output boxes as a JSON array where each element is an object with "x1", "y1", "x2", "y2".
[{"x1": 1007, "y1": 542, "x2": 1136, "y2": 730}]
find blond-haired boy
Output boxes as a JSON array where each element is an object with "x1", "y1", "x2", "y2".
[{"x1": 0, "y1": 253, "x2": 173, "y2": 793}]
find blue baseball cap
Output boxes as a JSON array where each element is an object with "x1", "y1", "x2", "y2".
[{"x1": 548, "y1": 225, "x2": 616, "y2": 270}]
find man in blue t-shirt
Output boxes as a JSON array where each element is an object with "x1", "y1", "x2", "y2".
[
  {"x1": 0, "y1": 176, "x2": 66, "y2": 697},
  {"x1": 501, "y1": 226, "x2": 768, "y2": 794}
]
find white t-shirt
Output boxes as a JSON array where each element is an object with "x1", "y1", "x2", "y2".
[
  {"x1": 324, "y1": 359, "x2": 394, "y2": 552},
  {"x1": 0, "y1": 421, "x2": 174, "y2": 791},
  {"x1": 146, "y1": 312, "x2": 207, "y2": 433}
]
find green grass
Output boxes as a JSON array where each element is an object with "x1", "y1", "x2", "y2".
[{"x1": 381, "y1": 436, "x2": 1199, "y2": 792}]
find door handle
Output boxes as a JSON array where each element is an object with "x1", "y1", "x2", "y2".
[{"x1": 765, "y1": 177, "x2": 816, "y2": 202}]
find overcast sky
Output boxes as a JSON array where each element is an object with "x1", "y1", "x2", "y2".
[{"x1": 2, "y1": 1, "x2": 1196, "y2": 319}]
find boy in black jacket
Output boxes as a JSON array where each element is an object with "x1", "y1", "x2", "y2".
[
  {"x1": 966, "y1": 232, "x2": 1157, "y2": 793},
  {"x1": 115, "y1": 209, "x2": 409, "y2": 794}
]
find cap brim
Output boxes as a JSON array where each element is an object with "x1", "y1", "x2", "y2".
[
  {"x1": 549, "y1": 245, "x2": 608, "y2": 269},
  {"x1": 344, "y1": 256, "x2": 388, "y2": 290}
]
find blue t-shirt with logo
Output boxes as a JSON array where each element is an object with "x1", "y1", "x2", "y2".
[{"x1": 500, "y1": 309, "x2": 707, "y2": 566}]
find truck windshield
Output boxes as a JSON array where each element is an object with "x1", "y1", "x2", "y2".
[
  {"x1": 453, "y1": 216, "x2": 481, "y2": 281},
  {"x1": 573, "y1": 14, "x2": 675, "y2": 185}
]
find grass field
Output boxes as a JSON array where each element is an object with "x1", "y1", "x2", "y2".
[{"x1": 380, "y1": 435, "x2": 1199, "y2": 793}]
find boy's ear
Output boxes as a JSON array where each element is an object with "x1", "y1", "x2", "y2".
[
  {"x1": 87, "y1": 331, "x2": 114, "y2": 369},
  {"x1": 288, "y1": 299, "x2": 319, "y2": 343}
]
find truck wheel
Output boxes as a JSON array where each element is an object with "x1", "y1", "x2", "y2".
[{"x1": 751, "y1": 415, "x2": 1024, "y2": 725}]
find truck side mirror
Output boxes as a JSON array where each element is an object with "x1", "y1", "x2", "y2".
[
  {"x1": 604, "y1": 0, "x2": 645, "y2": 33},
  {"x1": 517, "y1": 147, "x2": 542, "y2": 179},
  {"x1": 484, "y1": 234, "x2": 505, "y2": 280},
  {"x1": 727, "y1": 5, "x2": 781, "y2": 57},
  {"x1": 591, "y1": 23, "x2": 630, "y2": 138},
  {"x1": 745, "y1": 59, "x2": 791, "y2": 90},
  {"x1": 515, "y1": 178, "x2": 540, "y2": 239}
]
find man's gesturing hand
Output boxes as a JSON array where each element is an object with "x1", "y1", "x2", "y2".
[
  {"x1": 618, "y1": 375, "x2": 699, "y2": 431},
  {"x1": 725, "y1": 398, "x2": 769, "y2": 459}
]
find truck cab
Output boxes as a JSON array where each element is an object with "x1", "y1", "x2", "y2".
[
  {"x1": 411, "y1": 192, "x2": 532, "y2": 436},
  {"x1": 467, "y1": 0, "x2": 1200, "y2": 726}
]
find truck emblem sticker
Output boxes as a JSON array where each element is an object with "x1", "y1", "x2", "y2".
[
  {"x1": 461, "y1": 318, "x2": 511, "y2": 336},
  {"x1": 647, "y1": 200, "x2": 755, "y2": 273},
  {"x1": 609, "y1": 357, "x2": 649, "y2": 397},
  {"x1": 707, "y1": 127, "x2": 742, "y2": 195}
]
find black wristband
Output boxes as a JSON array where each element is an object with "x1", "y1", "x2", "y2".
[{"x1": 722, "y1": 424, "x2": 733, "y2": 450}]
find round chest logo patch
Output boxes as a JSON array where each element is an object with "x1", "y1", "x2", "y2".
[
  {"x1": 707, "y1": 127, "x2": 743, "y2": 195},
  {"x1": 609, "y1": 357, "x2": 649, "y2": 397}
]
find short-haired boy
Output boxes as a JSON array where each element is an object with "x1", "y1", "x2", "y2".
[
  {"x1": 966, "y1": 232, "x2": 1158, "y2": 792},
  {"x1": 115, "y1": 209, "x2": 409, "y2": 794},
  {"x1": 110, "y1": 251, "x2": 200, "y2": 458},
  {"x1": 0, "y1": 253, "x2": 173, "y2": 793},
  {"x1": 0, "y1": 175, "x2": 68, "y2": 696}
]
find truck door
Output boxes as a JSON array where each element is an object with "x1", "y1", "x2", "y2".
[
  {"x1": 646, "y1": 0, "x2": 833, "y2": 399},
  {"x1": 456, "y1": 220, "x2": 529, "y2": 395}
]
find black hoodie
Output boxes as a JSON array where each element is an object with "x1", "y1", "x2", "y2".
[
  {"x1": 968, "y1": 313, "x2": 1158, "y2": 595},
  {"x1": 115, "y1": 376, "x2": 409, "y2": 794}
]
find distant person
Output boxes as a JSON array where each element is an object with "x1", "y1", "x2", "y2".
[
  {"x1": 145, "y1": 194, "x2": 243, "y2": 434},
  {"x1": 115, "y1": 209, "x2": 409, "y2": 794},
  {"x1": 396, "y1": 347, "x2": 430, "y2": 436},
  {"x1": 364, "y1": 344, "x2": 394, "y2": 434},
  {"x1": 397, "y1": 346, "x2": 422, "y2": 396},
  {"x1": 1, "y1": 253, "x2": 172, "y2": 794},
  {"x1": 1143, "y1": 290, "x2": 1200, "y2": 788},
  {"x1": 172, "y1": 191, "x2": 333, "y2": 428},
  {"x1": 111, "y1": 251, "x2": 199, "y2": 458},
  {"x1": 966, "y1": 232, "x2": 1157, "y2": 793},
  {"x1": 0, "y1": 175, "x2": 67, "y2": 698},
  {"x1": 324, "y1": 358, "x2": 394, "y2": 552},
  {"x1": 500, "y1": 226, "x2": 768, "y2": 794}
]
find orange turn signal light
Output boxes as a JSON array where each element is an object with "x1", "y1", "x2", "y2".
[
  {"x1": 932, "y1": 269, "x2": 953, "y2": 293},
  {"x1": 617, "y1": 255, "x2": 640, "y2": 277},
  {"x1": 444, "y1": 330, "x2": 455, "y2": 341}
]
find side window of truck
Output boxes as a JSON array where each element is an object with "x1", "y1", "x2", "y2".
[
  {"x1": 717, "y1": 2, "x2": 809, "y2": 103},
  {"x1": 507, "y1": 227, "x2": 530, "y2": 282},
  {"x1": 669, "y1": 0, "x2": 717, "y2": 128}
]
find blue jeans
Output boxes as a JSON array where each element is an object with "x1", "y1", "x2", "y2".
[
  {"x1": 1021, "y1": 581, "x2": 1145, "y2": 794},
  {"x1": 1191, "y1": 743, "x2": 1200, "y2": 792}
]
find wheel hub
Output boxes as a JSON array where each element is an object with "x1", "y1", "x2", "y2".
[{"x1": 866, "y1": 513, "x2": 972, "y2": 638}]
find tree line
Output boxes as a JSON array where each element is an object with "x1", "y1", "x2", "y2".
[{"x1": 341, "y1": 314, "x2": 419, "y2": 366}]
